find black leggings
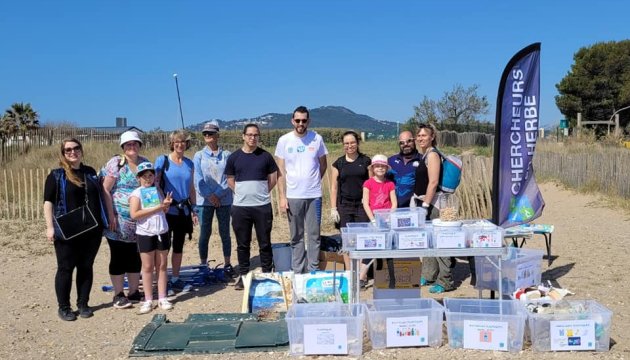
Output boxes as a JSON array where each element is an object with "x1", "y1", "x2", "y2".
[
  {"x1": 166, "y1": 213, "x2": 192, "y2": 254},
  {"x1": 54, "y1": 228, "x2": 102, "y2": 308}
]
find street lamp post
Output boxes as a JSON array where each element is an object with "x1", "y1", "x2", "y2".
[
  {"x1": 173, "y1": 73, "x2": 185, "y2": 129},
  {"x1": 608, "y1": 105, "x2": 630, "y2": 136}
]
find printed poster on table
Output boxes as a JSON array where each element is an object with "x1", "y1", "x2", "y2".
[
  {"x1": 550, "y1": 320, "x2": 595, "y2": 351},
  {"x1": 463, "y1": 320, "x2": 508, "y2": 351},
  {"x1": 304, "y1": 323, "x2": 348, "y2": 355},
  {"x1": 386, "y1": 316, "x2": 429, "y2": 347}
]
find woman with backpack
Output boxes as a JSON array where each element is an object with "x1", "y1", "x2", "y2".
[
  {"x1": 154, "y1": 130, "x2": 197, "y2": 293},
  {"x1": 413, "y1": 123, "x2": 455, "y2": 293},
  {"x1": 43, "y1": 138, "x2": 108, "y2": 321},
  {"x1": 102, "y1": 131, "x2": 150, "y2": 309}
]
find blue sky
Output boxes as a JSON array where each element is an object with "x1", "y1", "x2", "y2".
[{"x1": 1, "y1": 1, "x2": 628, "y2": 131}]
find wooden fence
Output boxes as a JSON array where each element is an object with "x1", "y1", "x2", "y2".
[
  {"x1": 533, "y1": 150, "x2": 630, "y2": 197},
  {"x1": 0, "y1": 156, "x2": 495, "y2": 221},
  {"x1": 8, "y1": 149, "x2": 628, "y2": 223}
]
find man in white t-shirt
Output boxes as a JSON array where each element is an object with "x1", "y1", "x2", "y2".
[{"x1": 275, "y1": 106, "x2": 328, "y2": 273}]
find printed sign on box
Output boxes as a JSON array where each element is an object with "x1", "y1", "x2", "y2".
[
  {"x1": 471, "y1": 230, "x2": 503, "y2": 248},
  {"x1": 356, "y1": 233, "x2": 387, "y2": 250},
  {"x1": 397, "y1": 231, "x2": 428, "y2": 249},
  {"x1": 304, "y1": 323, "x2": 348, "y2": 355},
  {"x1": 390, "y1": 212, "x2": 420, "y2": 229},
  {"x1": 386, "y1": 316, "x2": 429, "y2": 347},
  {"x1": 550, "y1": 320, "x2": 595, "y2": 351},
  {"x1": 463, "y1": 320, "x2": 508, "y2": 351},
  {"x1": 434, "y1": 230, "x2": 466, "y2": 248}
]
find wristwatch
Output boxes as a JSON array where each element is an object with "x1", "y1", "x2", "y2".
[{"x1": 421, "y1": 202, "x2": 430, "y2": 208}]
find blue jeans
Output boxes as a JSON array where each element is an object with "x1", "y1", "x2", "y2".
[{"x1": 197, "y1": 205, "x2": 232, "y2": 264}]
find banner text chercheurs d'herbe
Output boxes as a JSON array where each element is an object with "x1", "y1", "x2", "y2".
[{"x1": 509, "y1": 68, "x2": 538, "y2": 196}]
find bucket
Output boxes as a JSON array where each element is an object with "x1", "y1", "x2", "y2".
[{"x1": 271, "y1": 243, "x2": 292, "y2": 272}]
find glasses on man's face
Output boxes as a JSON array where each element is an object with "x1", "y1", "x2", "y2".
[
  {"x1": 203, "y1": 132, "x2": 217, "y2": 138},
  {"x1": 63, "y1": 145, "x2": 82, "y2": 154},
  {"x1": 398, "y1": 139, "x2": 414, "y2": 146},
  {"x1": 244, "y1": 133, "x2": 260, "y2": 138},
  {"x1": 293, "y1": 119, "x2": 308, "y2": 124}
]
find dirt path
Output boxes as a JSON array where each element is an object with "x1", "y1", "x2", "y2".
[{"x1": 0, "y1": 182, "x2": 628, "y2": 359}]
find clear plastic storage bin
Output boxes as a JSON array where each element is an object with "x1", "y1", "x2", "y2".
[
  {"x1": 341, "y1": 223, "x2": 392, "y2": 251},
  {"x1": 475, "y1": 247, "x2": 544, "y2": 294},
  {"x1": 285, "y1": 303, "x2": 365, "y2": 356},
  {"x1": 444, "y1": 298, "x2": 527, "y2": 352},
  {"x1": 463, "y1": 221, "x2": 505, "y2": 248},
  {"x1": 364, "y1": 298, "x2": 444, "y2": 349},
  {"x1": 526, "y1": 300, "x2": 612, "y2": 352},
  {"x1": 374, "y1": 207, "x2": 427, "y2": 230}
]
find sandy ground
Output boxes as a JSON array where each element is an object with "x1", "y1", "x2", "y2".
[{"x1": 0, "y1": 182, "x2": 629, "y2": 360}]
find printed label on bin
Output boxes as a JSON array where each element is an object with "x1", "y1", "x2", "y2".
[
  {"x1": 463, "y1": 320, "x2": 508, "y2": 351},
  {"x1": 550, "y1": 320, "x2": 595, "y2": 351},
  {"x1": 390, "y1": 212, "x2": 420, "y2": 229},
  {"x1": 515, "y1": 258, "x2": 539, "y2": 289},
  {"x1": 304, "y1": 323, "x2": 348, "y2": 355},
  {"x1": 386, "y1": 316, "x2": 429, "y2": 347},
  {"x1": 356, "y1": 233, "x2": 387, "y2": 250},
  {"x1": 472, "y1": 230, "x2": 503, "y2": 247},
  {"x1": 397, "y1": 231, "x2": 428, "y2": 249},
  {"x1": 434, "y1": 230, "x2": 465, "y2": 248}
]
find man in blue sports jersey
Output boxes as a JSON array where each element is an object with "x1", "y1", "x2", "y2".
[
  {"x1": 387, "y1": 130, "x2": 421, "y2": 208},
  {"x1": 225, "y1": 123, "x2": 279, "y2": 290}
]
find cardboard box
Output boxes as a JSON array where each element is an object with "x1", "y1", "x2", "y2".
[
  {"x1": 373, "y1": 258, "x2": 422, "y2": 299},
  {"x1": 374, "y1": 258, "x2": 422, "y2": 289},
  {"x1": 318, "y1": 251, "x2": 346, "y2": 271}
]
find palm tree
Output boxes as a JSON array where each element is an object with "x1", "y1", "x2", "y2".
[
  {"x1": 3, "y1": 102, "x2": 40, "y2": 148},
  {"x1": 4, "y1": 102, "x2": 40, "y2": 133}
]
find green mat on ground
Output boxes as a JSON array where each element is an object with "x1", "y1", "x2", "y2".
[{"x1": 129, "y1": 313, "x2": 288, "y2": 356}]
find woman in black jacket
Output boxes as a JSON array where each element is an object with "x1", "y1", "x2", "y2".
[{"x1": 43, "y1": 138, "x2": 107, "y2": 321}]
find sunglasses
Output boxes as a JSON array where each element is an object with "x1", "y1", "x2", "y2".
[
  {"x1": 293, "y1": 119, "x2": 308, "y2": 124},
  {"x1": 203, "y1": 132, "x2": 217, "y2": 137},
  {"x1": 398, "y1": 139, "x2": 414, "y2": 146},
  {"x1": 63, "y1": 145, "x2": 82, "y2": 154}
]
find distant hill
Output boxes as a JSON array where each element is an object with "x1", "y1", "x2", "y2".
[{"x1": 187, "y1": 106, "x2": 398, "y2": 137}]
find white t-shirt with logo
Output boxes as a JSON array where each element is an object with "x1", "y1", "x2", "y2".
[
  {"x1": 275, "y1": 130, "x2": 328, "y2": 199},
  {"x1": 130, "y1": 187, "x2": 169, "y2": 236}
]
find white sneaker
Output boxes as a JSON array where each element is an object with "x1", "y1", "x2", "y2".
[
  {"x1": 138, "y1": 300, "x2": 153, "y2": 315},
  {"x1": 159, "y1": 299, "x2": 173, "y2": 311}
]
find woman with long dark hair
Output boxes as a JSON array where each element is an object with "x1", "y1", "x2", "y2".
[{"x1": 43, "y1": 138, "x2": 108, "y2": 321}]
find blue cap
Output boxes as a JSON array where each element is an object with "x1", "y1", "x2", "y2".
[{"x1": 136, "y1": 161, "x2": 155, "y2": 176}]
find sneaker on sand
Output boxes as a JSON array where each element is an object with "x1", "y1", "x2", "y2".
[
  {"x1": 224, "y1": 264, "x2": 236, "y2": 279},
  {"x1": 169, "y1": 278, "x2": 192, "y2": 293},
  {"x1": 158, "y1": 299, "x2": 173, "y2": 311},
  {"x1": 127, "y1": 290, "x2": 144, "y2": 303},
  {"x1": 138, "y1": 300, "x2": 153, "y2": 315},
  {"x1": 113, "y1": 292, "x2": 132, "y2": 309},
  {"x1": 234, "y1": 276, "x2": 244, "y2": 291},
  {"x1": 58, "y1": 307, "x2": 77, "y2": 321}
]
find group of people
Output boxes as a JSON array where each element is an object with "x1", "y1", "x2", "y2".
[
  {"x1": 329, "y1": 125, "x2": 456, "y2": 294},
  {"x1": 43, "y1": 105, "x2": 455, "y2": 322},
  {"x1": 43, "y1": 106, "x2": 329, "y2": 321}
]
